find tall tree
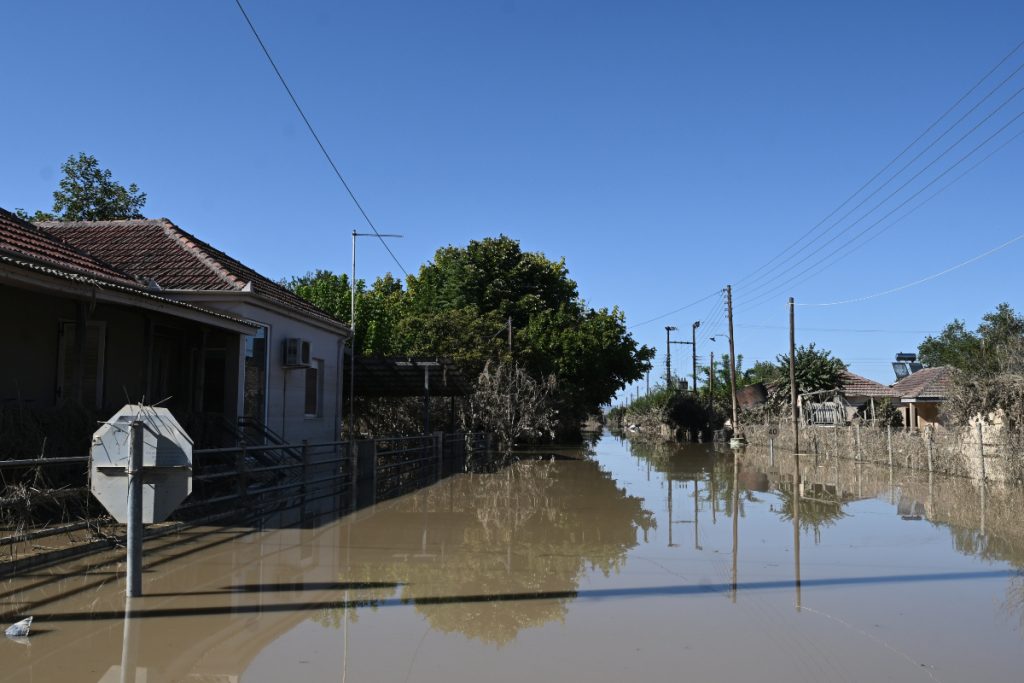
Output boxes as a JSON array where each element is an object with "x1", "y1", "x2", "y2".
[
  {"x1": 919, "y1": 303, "x2": 1024, "y2": 376},
  {"x1": 20, "y1": 153, "x2": 148, "y2": 221}
]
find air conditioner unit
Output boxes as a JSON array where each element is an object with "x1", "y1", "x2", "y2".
[{"x1": 283, "y1": 338, "x2": 311, "y2": 367}]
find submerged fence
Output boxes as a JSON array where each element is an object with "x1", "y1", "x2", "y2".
[
  {"x1": 744, "y1": 420, "x2": 1020, "y2": 484},
  {"x1": 0, "y1": 431, "x2": 494, "y2": 563}
]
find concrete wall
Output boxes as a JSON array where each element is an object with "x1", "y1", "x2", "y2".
[{"x1": 178, "y1": 297, "x2": 346, "y2": 445}]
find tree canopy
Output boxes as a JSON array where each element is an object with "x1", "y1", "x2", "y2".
[
  {"x1": 16, "y1": 152, "x2": 147, "y2": 222},
  {"x1": 286, "y1": 235, "x2": 654, "y2": 435},
  {"x1": 919, "y1": 303, "x2": 1024, "y2": 375}
]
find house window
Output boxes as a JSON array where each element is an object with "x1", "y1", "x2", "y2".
[
  {"x1": 304, "y1": 358, "x2": 323, "y2": 417},
  {"x1": 57, "y1": 321, "x2": 106, "y2": 409}
]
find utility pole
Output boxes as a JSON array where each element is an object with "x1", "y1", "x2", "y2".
[
  {"x1": 692, "y1": 321, "x2": 701, "y2": 397},
  {"x1": 665, "y1": 326, "x2": 677, "y2": 388},
  {"x1": 726, "y1": 285, "x2": 738, "y2": 433},
  {"x1": 789, "y1": 297, "x2": 799, "y2": 454},
  {"x1": 709, "y1": 351, "x2": 715, "y2": 403},
  {"x1": 350, "y1": 230, "x2": 403, "y2": 438},
  {"x1": 508, "y1": 316, "x2": 513, "y2": 353},
  {"x1": 646, "y1": 369, "x2": 650, "y2": 396}
]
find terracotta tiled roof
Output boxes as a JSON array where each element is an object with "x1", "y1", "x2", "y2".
[
  {"x1": 0, "y1": 207, "x2": 254, "y2": 330},
  {"x1": 892, "y1": 366, "x2": 951, "y2": 401},
  {"x1": 41, "y1": 218, "x2": 344, "y2": 329},
  {"x1": 840, "y1": 370, "x2": 901, "y2": 398},
  {"x1": 0, "y1": 208, "x2": 138, "y2": 286}
]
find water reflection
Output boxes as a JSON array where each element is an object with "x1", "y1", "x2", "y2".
[{"x1": 324, "y1": 458, "x2": 655, "y2": 645}]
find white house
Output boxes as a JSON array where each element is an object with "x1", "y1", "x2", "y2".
[{"x1": 41, "y1": 218, "x2": 351, "y2": 444}]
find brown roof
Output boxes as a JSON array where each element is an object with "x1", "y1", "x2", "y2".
[
  {"x1": 0, "y1": 208, "x2": 254, "y2": 330},
  {"x1": 892, "y1": 366, "x2": 951, "y2": 401},
  {"x1": 840, "y1": 370, "x2": 900, "y2": 398},
  {"x1": 0, "y1": 208, "x2": 138, "y2": 286},
  {"x1": 40, "y1": 218, "x2": 344, "y2": 330}
]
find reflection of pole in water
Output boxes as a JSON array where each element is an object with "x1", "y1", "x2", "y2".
[
  {"x1": 667, "y1": 476, "x2": 675, "y2": 548},
  {"x1": 793, "y1": 457, "x2": 802, "y2": 612},
  {"x1": 731, "y1": 455, "x2": 738, "y2": 603},
  {"x1": 980, "y1": 480, "x2": 987, "y2": 537},
  {"x1": 693, "y1": 477, "x2": 701, "y2": 550},
  {"x1": 710, "y1": 460, "x2": 717, "y2": 524},
  {"x1": 119, "y1": 598, "x2": 139, "y2": 683}
]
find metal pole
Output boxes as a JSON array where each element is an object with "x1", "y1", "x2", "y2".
[
  {"x1": 424, "y1": 366, "x2": 431, "y2": 434},
  {"x1": 508, "y1": 316, "x2": 513, "y2": 353},
  {"x1": 126, "y1": 420, "x2": 144, "y2": 597},
  {"x1": 692, "y1": 321, "x2": 700, "y2": 397},
  {"x1": 789, "y1": 297, "x2": 798, "y2": 454},
  {"x1": 665, "y1": 326, "x2": 674, "y2": 389},
  {"x1": 349, "y1": 230, "x2": 357, "y2": 438},
  {"x1": 726, "y1": 286, "x2": 738, "y2": 433}
]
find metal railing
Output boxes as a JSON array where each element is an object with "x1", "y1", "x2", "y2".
[{"x1": 1, "y1": 431, "x2": 494, "y2": 549}]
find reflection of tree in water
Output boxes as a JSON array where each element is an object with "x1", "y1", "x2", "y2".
[
  {"x1": 772, "y1": 481, "x2": 847, "y2": 540},
  {"x1": 324, "y1": 459, "x2": 654, "y2": 646}
]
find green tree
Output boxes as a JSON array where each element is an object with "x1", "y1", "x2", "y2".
[
  {"x1": 13, "y1": 208, "x2": 55, "y2": 222},
  {"x1": 919, "y1": 303, "x2": 1024, "y2": 376},
  {"x1": 772, "y1": 343, "x2": 846, "y2": 399},
  {"x1": 288, "y1": 235, "x2": 654, "y2": 438},
  {"x1": 24, "y1": 153, "x2": 148, "y2": 221}
]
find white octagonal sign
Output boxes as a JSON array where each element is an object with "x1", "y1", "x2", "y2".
[{"x1": 90, "y1": 404, "x2": 193, "y2": 523}]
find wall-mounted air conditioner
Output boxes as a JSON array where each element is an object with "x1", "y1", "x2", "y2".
[{"x1": 283, "y1": 338, "x2": 311, "y2": 367}]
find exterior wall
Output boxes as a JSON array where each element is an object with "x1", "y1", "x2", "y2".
[
  {"x1": 0, "y1": 283, "x2": 242, "y2": 425},
  {"x1": 174, "y1": 297, "x2": 347, "y2": 444},
  {"x1": 913, "y1": 402, "x2": 943, "y2": 429}
]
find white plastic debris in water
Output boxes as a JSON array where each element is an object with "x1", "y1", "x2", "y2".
[{"x1": 5, "y1": 616, "x2": 32, "y2": 638}]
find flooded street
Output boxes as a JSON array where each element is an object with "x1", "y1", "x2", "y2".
[{"x1": 3, "y1": 432, "x2": 1024, "y2": 682}]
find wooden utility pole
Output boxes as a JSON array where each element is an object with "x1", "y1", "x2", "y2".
[
  {"x1": 789, "y1": 297, "x2": 799, "y2": 454},
  {"x1": 709, "y1": 351, "x2": 715, "y2": 403},
  {"x1": 665, "y1": 325, "x2": 677, "y2": 389},
  {"x1": 726, "y1": 286, "x2": 738, "y2": 432}
]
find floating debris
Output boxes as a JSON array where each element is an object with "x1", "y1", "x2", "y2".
[{"x1": 5, "y1": 616, "x2": 33, "y2": 638}]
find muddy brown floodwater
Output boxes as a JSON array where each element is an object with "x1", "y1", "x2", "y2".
[{"x1": 2, "y1": 432, "x2": 1024, "y2": 682}]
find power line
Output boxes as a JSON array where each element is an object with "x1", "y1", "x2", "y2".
[
  {"x1": 795, "y1": 232, "x2": 1024, "y2": 307},
  {"x1": 738, "y1": 108, "x2": 1024, "y2": 310},
  {"x1": 741, "y1": 86, "x2": 1024, "y2": 302},
  {"x1": 734, "y1": 39, "x2": 1024, "y2": 290},
  {"x1": 737, "y1": 124, "x2": 1024, "y2": 313},
  {"x1": 737, "y1": 324, "x2": 941, "y2": 334},
  {"x1": 628, "y1": 288, "x2": 723, "y2": 328},
  {"x1": 233, "y1": 0, "x2": 408, "y2": 277}
]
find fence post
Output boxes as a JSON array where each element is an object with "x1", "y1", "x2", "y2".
[
  {"x1": 855, "y1": 423, "x2": 861, "y2": 462},
  {"x1": 926, "y1": 426, "x2": 934, "y2": 473},
  {"x1": 435, "y1": 432, "x2": 443, "y2": 482},
  {"x1": 887, "y1": 424, "x2": 893, "y2": 468},
  {"x1": 126, "y1": 420, "x2": 144, "y2": 597},
  {"x1": 977, "y1": 422, "x2": 986, "y2": 482},
  {"x1": 301, "y1": 440, "x2": 310, "y2": 495},
  {"x1": 237, "y1": 445, "x2": 248, "y2": 509}
]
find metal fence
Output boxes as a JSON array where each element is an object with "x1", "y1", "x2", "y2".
[{"x1": 0, "y1": 431, "x2": 493, "y2": 553}]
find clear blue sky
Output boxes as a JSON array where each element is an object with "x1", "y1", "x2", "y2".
[{"x1": 3, "y1": 1, "x2": 1023, "y2": 400}]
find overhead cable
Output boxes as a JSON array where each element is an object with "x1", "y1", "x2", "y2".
[
  {"x1": 795, "y1": 232, "x2": 1024, "y2": 307},
  {"x1": 233, "y1": 0, "x2": 408, "y2": 277},
  {"x1": 733, "y1": 39, "x2": 1024, "y2": 289}
]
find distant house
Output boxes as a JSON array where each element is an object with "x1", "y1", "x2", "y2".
[
  {"x1": 892, "y1": 366, "x2": 951, "y2": 431},
  {"x1": 40, "y1": 218, "x2": 351, "y2": 444},
  {"x1": 800, "y1": 370, "x2": 900, "y2": 425},
  {"x1": 0, "y1": 208, "x2": 257, "y2": 449}
]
